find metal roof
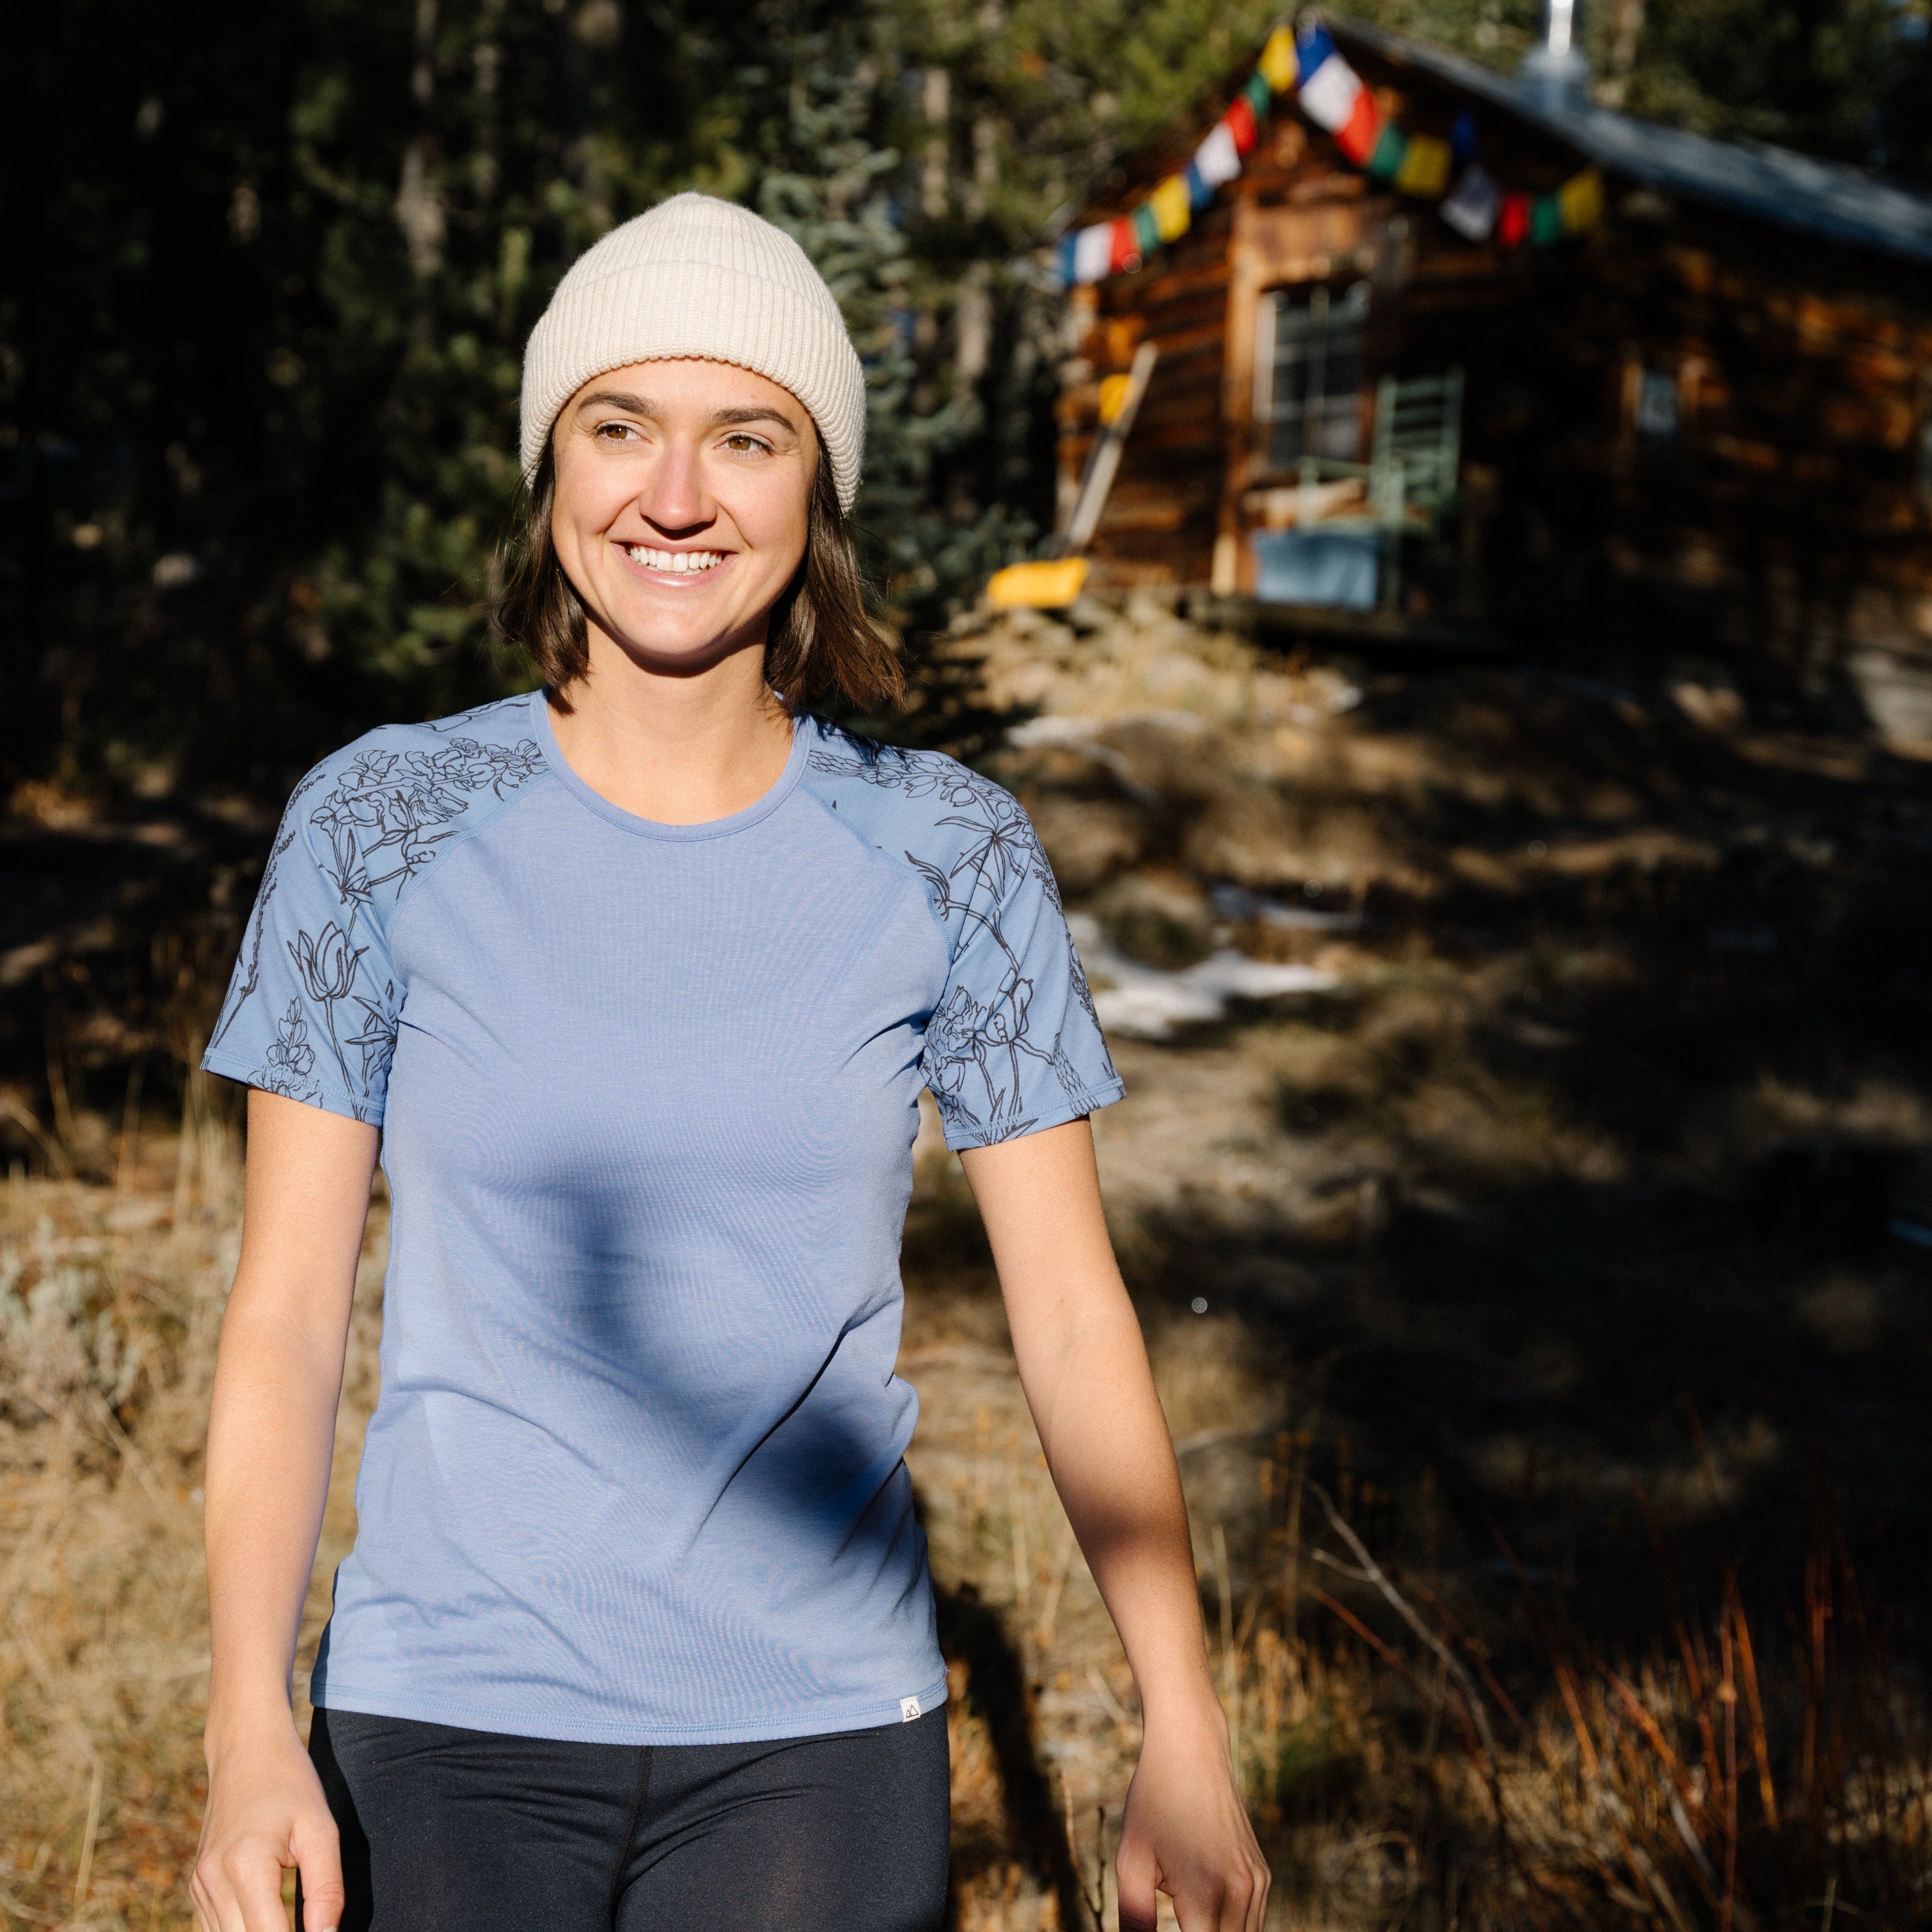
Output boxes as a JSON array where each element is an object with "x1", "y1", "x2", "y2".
[{"x1": 1326, "y1": 13, "x2": 1932, "y2": 270}]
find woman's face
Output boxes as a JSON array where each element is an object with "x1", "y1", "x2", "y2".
[{"x1": 549, "y1": 358, "x2": 816, "y2": 675}]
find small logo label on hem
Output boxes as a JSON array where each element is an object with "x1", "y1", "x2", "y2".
[{"x1": 900, "y1": 1695, "x2": 922, "y2": 1722}]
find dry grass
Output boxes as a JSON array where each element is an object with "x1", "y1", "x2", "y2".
[{"x1": 2, "y1": 1112, "x2": 1929, "y2": 1929}]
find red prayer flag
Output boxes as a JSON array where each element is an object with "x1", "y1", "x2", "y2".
[
  {"x1": 1334, "y1": 87, "x2": 1380, "y2": 164},
  {"x1": 1108, "y1": 216, "x2": 1141, "y2": 273},
  {"x1": 1498, "y1": 192, "x2": 1531, "y2": 248},
  {"x1": 1226, "y1": 95, "x2": 1257, "y2": 156}
]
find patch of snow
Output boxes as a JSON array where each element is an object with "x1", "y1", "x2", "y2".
[
  {"x1": 1209, "y1": 883, "x2": 1361, "y2": 932},
  {"x1": 1069, "y1": 914, "x2": 1341, "y2": 1041}
]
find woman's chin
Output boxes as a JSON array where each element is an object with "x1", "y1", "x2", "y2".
[{"x1": 593, "y1": 601, "x2": 768, "y2": 675}]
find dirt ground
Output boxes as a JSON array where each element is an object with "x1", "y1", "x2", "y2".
[{"x1": 3, "y1": 603, "x2": 1930, "y2": 1927}]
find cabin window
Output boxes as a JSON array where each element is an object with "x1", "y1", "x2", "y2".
[{"x1": 1255, "y1": 281, "x2": 1370, "y2": 470}]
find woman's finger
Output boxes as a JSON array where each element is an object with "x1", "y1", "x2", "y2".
[
  {"x1": 1246, "y1": 1853, "x2": 1271, "y2": 1932},
  {"x1": 291, "y1": 1811, "x2": 346, "y2": 1932},
  {"x1": 1116, "y1": 1828, "x2": 1162, "y2": 1932},
  {"x1": 223, "y1": 1845, "x2": 295, "y2": 1932}
]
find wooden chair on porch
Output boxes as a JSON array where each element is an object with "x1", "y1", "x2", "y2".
[{"x1": 1259, "y1": 367, "x2": 1464, "y2": 612}]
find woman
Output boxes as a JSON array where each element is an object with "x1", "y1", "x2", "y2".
[{"x1": 191, "y1": 193, "x2": 1266, "y2": 1932}]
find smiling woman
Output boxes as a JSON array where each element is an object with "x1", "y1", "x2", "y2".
[{"x1": 191, "y1": 191, "x2": 1265, "y2": 1932}]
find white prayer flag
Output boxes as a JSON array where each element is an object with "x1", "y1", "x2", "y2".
[
  {"x1": 1440, "y1": 163, "x2": 1501, "y2": 240},
  {"x1": 1193, "y1": 121, "x2": 1242, "y2": 189},
  {"x1": 1072, "y1": 223, "x2": 1114, "y2": 284},
  {"x1": 1297, "y1": 52, "x2": 1363, "y2": 133}
]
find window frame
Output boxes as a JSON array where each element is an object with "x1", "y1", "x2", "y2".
[{"x1": 1252, "y1": 278, "x2": 1373, "y2": 478}]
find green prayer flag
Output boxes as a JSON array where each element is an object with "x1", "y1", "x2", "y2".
[
  {"x1": 1244, "y1": 70, "x2": 1272, "y2": 116},
  {"x1": 1530, "y1": 193, "x2": 1564, "y2": 246},
  {"x1": 1365, "y1": 123, "x2": 1407, "y2": 180},
  {"x1": 1132, "y1": 202, "x2": 1161, "y2": 257}
]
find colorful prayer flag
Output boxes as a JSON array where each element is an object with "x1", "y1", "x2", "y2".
[
  {"x1": 1365, "y1": 123, "x2": 1408, "y2": 181},
  {"x1": 1055, "y1": 233, "x2": 1078, "y2": 288},
  {"x1": 1530, "y1": 193, "x2": 1564, "y2": 246},
  {"x1": 1184, "y1": 159, "x2": 1213, "y2": 210},
  {"x1": 1497, "y1": 192, "x2": 1531, "y2": 247},
  {"x1": 1149, "y1": 173, "x2": 1192, "y2": 241},
  {"x1": 1295, "y1": 22, "x2": 1338, "y2": 85},
  {"x1": 1393, "y1": 131, "x2": 1452, "y2": 197},
  {"x1": 1108, "y1": 217, "x2": 1141, "y2": 273},
  {"x1": 1298, "y1": 51, "x2": 1363, "y2": 134},
  {"x1": 1333, "y1": 87, "x2": 1380, "y2": 163},
  {"x1": 1440, "y1": 163, "x2": 1501, "y2": 240},
  {"x1": 1451, "y1": 109, "x2": 1478, "y2": 166},
  {"x1": 1258, "y1": 25, "x2": 1297, "y2": 93},
  {"x1": 1559, "y1": 167, "x2": 1604, "y2": 234},
  {"x1": 1193, "y1": 119, "x2": 1242, "y2": 189},
  {"x1": 1132, "y1": 202, "x2": 1162, "y2": 257},
  {"x1": 1226, "y1": 95, "x2": 1258, "y2": 156},
  {"x1": 1072, "y1": 223, "x2": 1113, "y2": 283},
  {"x1": 1244, "y1": 70, "x2": 1273, "y2": 118}
]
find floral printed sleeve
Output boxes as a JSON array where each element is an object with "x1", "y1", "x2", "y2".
[
  {"x1": 903, "y1": 770, "x2": 1124, "y2": 1152},
  {"x1": 202, "y1": 716, "x2": 546, "y2": 1123}
]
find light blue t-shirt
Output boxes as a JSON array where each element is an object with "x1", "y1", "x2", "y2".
[{"x1": 204, "y1": 692, "x2": 1123, "y2": 1745}]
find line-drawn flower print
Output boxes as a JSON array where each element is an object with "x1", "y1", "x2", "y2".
[
  {"x1": 344, "y1": 982, "x2": 399, "y2": 1118},
  {"x1": 808, "y1": 732, "x2": 1115, "y2": 1144},
  {"x1": 290, "y1": 922, "x2": 366, "y2": 1094},
  {"x1": 208, "y1": 763, "x2": 332, "y2": 1053},
  {"x1": 211, "y1": 711, "x2": 545, "y2": 1116},
  {"x1": 251, "y1": 998, "x2": 322, "y2": 1106}
]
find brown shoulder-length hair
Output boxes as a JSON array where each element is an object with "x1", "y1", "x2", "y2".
[{"x1": 491, "y1": 437, "x2": 904, "y2": 715}]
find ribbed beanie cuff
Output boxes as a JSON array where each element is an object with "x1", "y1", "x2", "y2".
[{"x1": 520, "y1": 194, "x2": 866, "y2": 511}]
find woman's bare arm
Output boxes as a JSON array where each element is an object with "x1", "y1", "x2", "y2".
[
  {"x1": 193, "y1": 1090, "x2": 378, "y2": 1932},
  {"x1": 957, "y1": 1119, "x2": 1268, "y2": 1932}
]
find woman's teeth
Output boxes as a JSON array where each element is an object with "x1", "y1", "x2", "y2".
[{"x1": 626, "y1": 547, "x2": 723, "y2": 574}]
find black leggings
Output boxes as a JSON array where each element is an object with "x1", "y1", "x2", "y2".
[{"x1": 300, "y1": 1704, "x2": 950, "y2": 1931}]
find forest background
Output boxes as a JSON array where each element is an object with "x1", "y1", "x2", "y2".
[{"x1": 7, "y1": 0, "x2": 1932, "y2": 811}]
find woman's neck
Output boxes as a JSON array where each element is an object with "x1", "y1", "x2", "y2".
[{"x1": 545, "y1": 636, "x2": 796, "y2": 827}]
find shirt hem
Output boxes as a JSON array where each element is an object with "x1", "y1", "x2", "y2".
[
  {"x1": 942, "y1": 1075, "x2": 1127, "y2": 1153},
  {"x1": 200, "y1": 1047, "x2": 371, "y2": 1124},
  {"x1": 310, "y1": 1673, "x2": 952, "y2": 1747}
]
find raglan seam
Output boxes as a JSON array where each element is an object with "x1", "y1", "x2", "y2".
[
  {"x1": 385, "y1": 765, "x2": 562, "y2": 960},
  {"x1": 791, "y1": 781, "x2": 957, "y2": 984}
]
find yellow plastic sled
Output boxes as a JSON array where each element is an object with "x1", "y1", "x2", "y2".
[{"x1": 986, "y1": 556, "x2": 1090, "y2": 611}]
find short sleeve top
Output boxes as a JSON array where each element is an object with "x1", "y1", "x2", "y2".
[{"x1": 203, "y1": 693, "x2": 1122, "y2": 1745}]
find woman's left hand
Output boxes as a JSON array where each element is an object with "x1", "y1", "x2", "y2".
[{"x1": 1116, "y1": 1703, "x2": 1270, "y2": 1931}]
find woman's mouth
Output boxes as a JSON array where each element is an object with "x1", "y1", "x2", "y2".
[{"x1": 624, "y1": 545, "x2": 726, "y2": 576}]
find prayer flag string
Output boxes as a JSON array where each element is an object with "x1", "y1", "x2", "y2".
[{"x1": 1056, "y1": 15, "x2": 1603, "y2": 287}]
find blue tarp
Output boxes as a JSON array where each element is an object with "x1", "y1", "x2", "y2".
[{"x1": 1252, "y1": 529, "x2": 1381, "y2": 609}]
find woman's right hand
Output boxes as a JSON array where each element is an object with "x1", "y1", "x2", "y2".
[{"x1": 192, "y1": 1726, "x2": 344, "y2": 1932}]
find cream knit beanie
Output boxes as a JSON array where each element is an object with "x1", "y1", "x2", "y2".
[{"x1": 520, "y1": 193, "x2": 866, "y2": 511}]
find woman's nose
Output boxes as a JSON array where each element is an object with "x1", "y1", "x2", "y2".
[{"x1": 640, "y1": 441, "x2": 711, "y2": 533}]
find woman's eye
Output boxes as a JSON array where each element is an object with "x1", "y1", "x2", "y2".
[
  {"x1": 597, "y1": 422, "x2": 640, "y2": 442},
  {"x1": 722, "y1": 433, "x2": 770, "y2": 454}
]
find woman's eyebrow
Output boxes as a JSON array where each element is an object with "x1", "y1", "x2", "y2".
[
  {"x1": 576, "y1": 389, "x2": 655, "y2": 416},
  {"x1": 574, "y1": 393, "x2": 799, "y2": 435},
  {"x1": 711, "y1": 405, "x2": 800, "y2": 431}
]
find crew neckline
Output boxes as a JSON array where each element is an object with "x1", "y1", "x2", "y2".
[{"x1": 528, "y1": 689, "x2": 810, "y2": 842}]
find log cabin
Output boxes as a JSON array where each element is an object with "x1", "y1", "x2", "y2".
[{"x1": 1057, "y1": 3, "x2": 1932, "y2": 745}]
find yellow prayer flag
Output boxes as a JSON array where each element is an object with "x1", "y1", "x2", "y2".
[
  {"x1": 1559, "y1": 166, "x2": 1605, "y2": 234},
  {"x1": 1258, "y1": 25, "x2": 1297, "y2": 93},
  {"x1": 1149, "y1": 174, "x2": 1192, "y2": 242},
  {"x1": 1097, "y1": 374, "x2": 1133, "y2": 424},
  {"x1": 1393, "y1": 132, "x2": 1452, "y2": 198}
]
